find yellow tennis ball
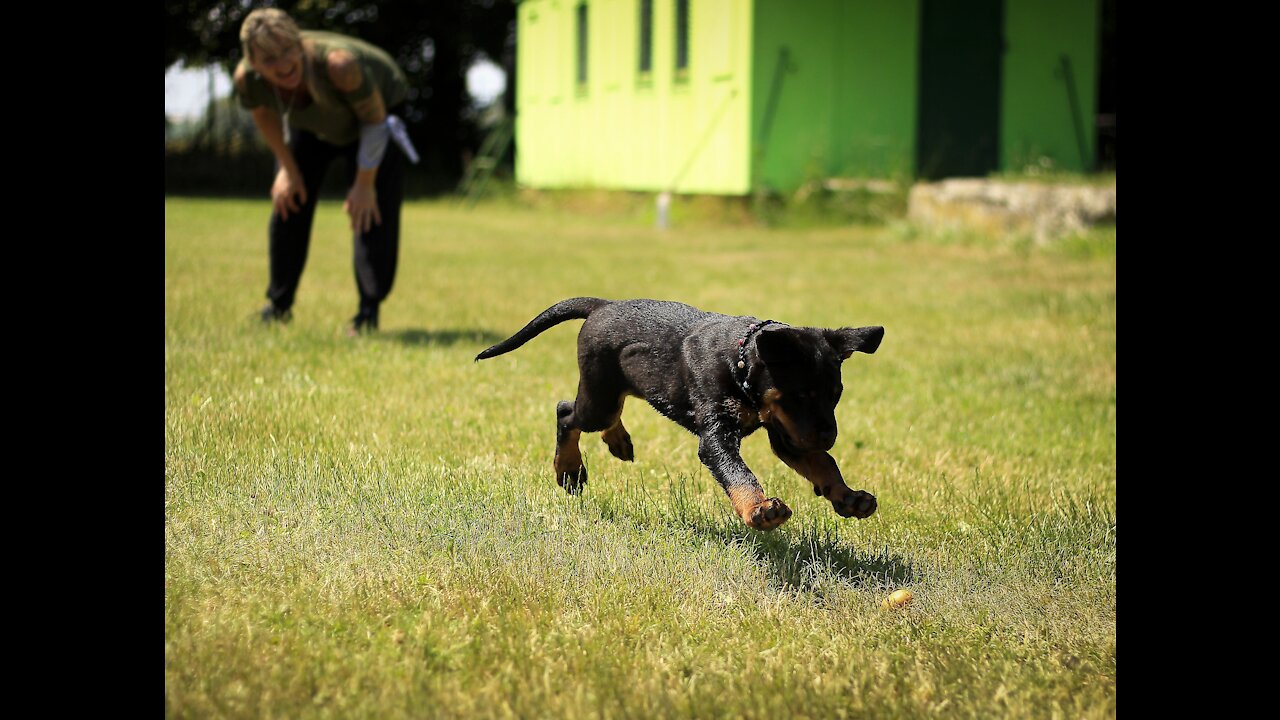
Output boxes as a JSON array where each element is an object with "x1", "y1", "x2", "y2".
[{"x1": 880, "y1": 589, "x2": 913, "y2": 610}]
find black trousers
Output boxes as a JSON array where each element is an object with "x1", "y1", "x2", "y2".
[{"x1": 266, "y1": 128, "x2": 403, "y2": 319}]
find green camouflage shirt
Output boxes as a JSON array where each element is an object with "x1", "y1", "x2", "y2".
[{"x1": 237, "y1": 31, "x2": 408, "y2": 146}]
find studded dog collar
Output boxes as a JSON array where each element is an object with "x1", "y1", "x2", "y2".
[{"x1": 732, "y1": 320, "x2": 779, "y2": 406}]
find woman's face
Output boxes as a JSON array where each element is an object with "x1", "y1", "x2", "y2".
[{"x1": 251, "y1": 40, "x2": 303, "y2": 90}]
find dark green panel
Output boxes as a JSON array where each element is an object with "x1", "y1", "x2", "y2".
[
  {"x1": 917, "y1": 0, "x2": 1004, "y2": 179},
  {"x1": 1098, "y1": 0, "x2": 1114, "y2": 169}
]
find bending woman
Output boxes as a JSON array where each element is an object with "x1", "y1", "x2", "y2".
[{"x1": 235, "y1": 8, "x2": 416, "y2": 334}]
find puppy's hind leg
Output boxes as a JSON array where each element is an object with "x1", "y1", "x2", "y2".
[
  {"x1": 554, "y1": 361, "x2": 629, "y2": 494},
  {"x1": 554, "y1": 400, "x2": 587, "y2": 494},
  {"x1": 600, "y1": 395, "x2": 635, "y2": 462}
]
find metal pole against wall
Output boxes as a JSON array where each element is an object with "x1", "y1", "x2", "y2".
[{"x1": 1059, "y1": 55, "x2": 1090, "y2": 172}]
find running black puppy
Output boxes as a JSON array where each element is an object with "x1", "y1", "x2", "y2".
[{"x1": 476, "y1": 298, "x2": 884, "y2": 531}]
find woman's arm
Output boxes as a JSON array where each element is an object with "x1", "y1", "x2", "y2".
[
  {"x1": 236, "y1": 65, "x2": 308, "y2": 219},
  {"x1": 328, "y1": 50, "x2": 387, "y2": 233}
]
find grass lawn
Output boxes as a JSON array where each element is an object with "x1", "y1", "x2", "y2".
[{"x1": 165, "y1": 197, "x2": 1116, "y2": 718}]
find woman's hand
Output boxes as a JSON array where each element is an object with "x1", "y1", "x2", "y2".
[
  {"x1": 271, "y1": 167, "x2": 307, "y2": 220},
  {"x1": 344, "y1": 182, "x2": 381, "y2": 233}
]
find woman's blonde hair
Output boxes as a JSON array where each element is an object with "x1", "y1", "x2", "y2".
[
  {"x1": 240, "y1": 8, "x2": 331, "y2": 105},
  {"x1": 239, "y1": 8, "x2": 302, "y2": 63}
]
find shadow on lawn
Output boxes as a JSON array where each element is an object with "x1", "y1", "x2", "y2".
[
  {"x1": 385, "y1": 328, "x2": 505, "y2": 349},
  {"x1": 698, "y1": 517, "x2": 917, "y2": 593},
  {"x1": 590, "y1": 485, "x2": 917, "y2": 594}
]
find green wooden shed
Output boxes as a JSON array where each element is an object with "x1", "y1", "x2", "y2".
[{"x1": 515, "y1": 0, "x2": 1104, "y2": 194}]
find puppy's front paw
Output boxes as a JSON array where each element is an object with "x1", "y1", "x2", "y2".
[
  {"x1": 831, "y1": 488, "x2": 877, "y2": 519},
  {"x1": 744, "y1": 497, "x2": 792, "y2": 531}
]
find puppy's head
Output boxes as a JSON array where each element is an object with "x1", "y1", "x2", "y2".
[{"x1": 754, "y1": 325, "x2": 883, "y2": 452}]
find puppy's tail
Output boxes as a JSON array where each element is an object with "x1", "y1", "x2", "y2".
[{"x1": 475, "y1": 297, "x2": 610, "y2": 361}]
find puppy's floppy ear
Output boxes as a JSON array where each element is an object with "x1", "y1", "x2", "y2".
[
  {"x1": 824, "y1": 326, "x2": 884, "y2": 359},
  {"x1": 755, "y1": 327, "x2": 808, "y2": 366}
]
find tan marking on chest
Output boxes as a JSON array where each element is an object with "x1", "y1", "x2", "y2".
[
  {"x1": 758, "y1": 388, "x2": 783, "y2": 423},
  {"x1": 759, "y1": 388, "x2": 803, "y2": 439}
]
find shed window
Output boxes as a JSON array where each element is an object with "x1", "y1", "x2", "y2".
[
  {"x1": 576, "y1": 2, "x2": 589, "y2": 86},
  {"x1": 675, "y1": 0, "x2": 690, "y2": 77},
  {"x1": 639, "y1": 0, "x2": 653, "y2": 75}
]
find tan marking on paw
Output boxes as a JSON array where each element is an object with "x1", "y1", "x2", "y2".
[
  {"x1": 829, "y1": 486, "x2": 877, "y2": 519},
  {"x1": 728, "y1": 486, "x2": 792, "y2": 531},
  {"x1": 600, "y1": 421, "x2": 634, "y2": 461},
  {"x1": 554, "y1": 428, "x2": 586, "y2": 493}
]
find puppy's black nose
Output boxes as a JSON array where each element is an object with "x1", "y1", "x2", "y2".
[{"x1": 817, "y1": 429, "x2": 838, "y2": 449}]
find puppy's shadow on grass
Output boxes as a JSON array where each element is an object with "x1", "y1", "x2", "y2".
[
  {"x1": 592, "y1": 487, "x2": 916, "y2": 593},
  {"x1": 696, "y1": 516, "x2": 917, "y2": 593},
  {"x1": 386, "y1": 328, "x2": 505, "y2": 349}
]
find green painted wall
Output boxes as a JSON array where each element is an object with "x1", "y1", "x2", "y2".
[
  {"x1": 516, "y1": 0, "x2": 753, "y2": 193},
  {"x1": 516, "y1": 0, "x2": 1101, "y2": 193},
  {"x1": 831, "y1": 2, "x2": 919, "y2": 181},
  {"x1": 751, "y1": 0, "x2": 918, "y2": 192},
  {"x1": 1000, "y1": 0, "x2": 1099, "y2": 172}
]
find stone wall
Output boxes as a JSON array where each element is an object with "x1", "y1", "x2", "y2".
[{"x1": 908, "y1": 180, "x2": 1116, "y2": 244}]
